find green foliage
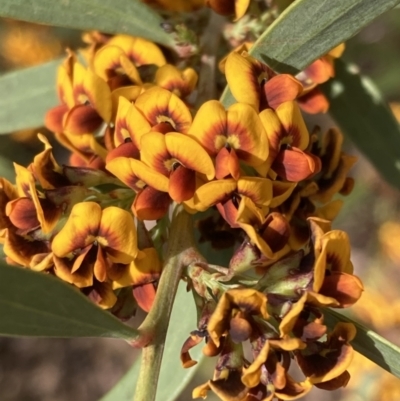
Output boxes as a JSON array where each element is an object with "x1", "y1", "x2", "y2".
[
  {"x1": 221, "y1": 0, "x2": 400, "y2": 106},
  {"x1": 0, "y1": 261, "x2": 138, "y2": 340},
  {"x1": 0, "y1": 0, "x2": 172, "y2": 47},
  {"x1": 0, "y1": 59, "x2": 59, "y2": 134},
  {"x1": 100, "y1": 283, "x2": 203, "y2": 401},
  {"x1": 324, "y1": 309, "x2": 400, "y2": 378},
  {"x1": 252, "y1": 0, "x2": 400, "y2": 71},
  {"x1": 322, "y1": 60, "x2": 400, "y2": 190}
]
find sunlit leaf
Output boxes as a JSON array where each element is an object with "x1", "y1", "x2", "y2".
[
  {"x1": 0, "y1": 261, "x2": 138, "y2": 340},
  {"x1": 100, "y1": 282, "x2": 203, "y2": 401},
  {"x1": 0, "y1": 0, "x2": 172, "y2": 47},
  {"x1": 220, "y1": 0, "x2": 400, "y2": 106},
  {"x1": 322, "y1": 60, "x2": 400, "y2": 189},
  {"x1": 0, "y1": 59, "x2": 59, "y2": 134},
  {"x1": 324, "y1": 308, "x2": 400, "y2": 378}
]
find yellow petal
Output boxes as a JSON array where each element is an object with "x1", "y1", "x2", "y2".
[
  {"x1": 165, "y1": 132, "x2": 215, "y2": 180},
  {"x1": 225, "y1": 52, "x2": 260, "y2": 110},
  {"x1": 234, "y1": 0, "x2": 251, "y2": 20},
  {"x1": 226, "y1": 102, "x2": 269, "y2": 165},
  {"x1": 237, "y1": 177, "x2": 272, "y2": 210},
  {"x1": 193, "y1": 179, "x2": 237, "y2": 211},
  {"x1": 107, "y1": 35, "x2": 166, "y2": 66},
  {"x1": 114, "y1": 97, "x2": 151, "y2": 147},
  {"x1": 98, "y1": 206, "x2": 138, "y2": 263},
  {"x1": 112, "y1": 247, "x2": 161, "y2": 289},
  {"x1": 106, "y1": 157, "x2": 169, "y2": 192},
  {"x1": 188, "y1": 100, "x2": 227, "y2": 155},
  {"x1": 52, "y1": 202, "x2": 101, "y2": 257},
  {"x1": 275, "y1": 101, "x2": 309, "y2": 150},
  {"x1": 135, "y1": 86, "x2": 192, "y2": 133},
  {"x1": 83, "y1": 69, "x2": 112, "y2": 123}
]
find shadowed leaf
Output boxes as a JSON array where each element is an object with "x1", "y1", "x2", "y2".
[
  {"x1": 0, "y1": 0, "x2": 172, "y2": 47},
  {"x1": 0, "y1": 59, "x2": 60, "y2": 134},
  {"x1": 0, "y1": 261, "x2": 139, "y2": 340},
  {"x1": 324, "y1": 308, "x2": 400, "y2": 378},
  {"x1": 322, "y1": 60, "x2": 400, "y2": 189}
]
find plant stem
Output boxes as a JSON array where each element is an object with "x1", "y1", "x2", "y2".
[
  {"x1": 133, "y1": 206, "x2": 205, "y2": 401},
  {"x1": 195, "y1": 12, "x2": 225, "y2": 108}
]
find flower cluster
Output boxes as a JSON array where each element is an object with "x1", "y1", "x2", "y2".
[{"x1": 0, "y1": 24, "x2": 361, "y2": 400}]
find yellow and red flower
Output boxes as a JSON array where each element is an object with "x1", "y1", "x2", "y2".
[
  {"x1": 259, "y1": 101, "x2": 321, "y2": 181},
  {"x1": 188, "y1": 100, "x2": 268, "y2": 179}
]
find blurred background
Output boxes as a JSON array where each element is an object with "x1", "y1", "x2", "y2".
[{"x1": 1, "y1": 8, "x2": 400, "y2": 401}]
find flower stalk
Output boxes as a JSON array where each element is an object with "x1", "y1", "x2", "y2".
[{"x1": 132, "y1": 205, "x2": 206, "y2": 401}]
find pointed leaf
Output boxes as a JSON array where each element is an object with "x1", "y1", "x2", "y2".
[
  {"x1": 324, "y1": 308, "x2": 400, "y2": 378},
  {"x1": 0, "y1": 59, "x2": 60, "y2": 134},
  {"x1": 100, "y1": 282, "x2": 203, "y2": 401},
  {"x1": 322, "y1": 60, "x2": 400, "y2": 189},
  {"x1": 220, "y1": 0, "x2": 400, "y2": 106},
  {"x1": 0, "y1": 0, "x2": 172, "y2": 47},
  {"x1": 0, "y1": 261, "x2": 139, "y2": 340}
]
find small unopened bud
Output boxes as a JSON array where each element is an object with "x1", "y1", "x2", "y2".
[{"x1": 228, "y1": 239, "x2": 260, "y2": 274}]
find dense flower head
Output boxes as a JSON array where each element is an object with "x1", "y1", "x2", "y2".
[{"x1": 1, "y1": 18, "x2": 359, "y2": 400}]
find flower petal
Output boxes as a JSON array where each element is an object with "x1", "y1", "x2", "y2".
[
  {"x1": 225, "y1": 52, "x2": 261, "y2": 110},
  {"x1": 237, "y1": 177, "x2": 272, "y2": 210},
  {"x1": 107, "y1": 35, "x2": 166, "y2": 66},
  {"x1": 53, "y1": 254, "x2": 93, "y2": 288},
  {"x1": 215, "y1": 147, "x2": 240, "y2": 180},
  {"x1": 188, "y1": 100, "x2": 227, "y2": 155},
  {"x1": 98, "y1": 206, "x2": 138, "y2": 263},
  {"x1": 275, "y1": 101, "x2": 309, "y2": 150},
  {"x1": 64, "y1": 104, "x2": 103, "y2": 135},
  {"x1": 263, "y1": 75, "x2": 302, "y2": 110},
  {"x1": 83, "y1": 69, "x2": 112, "y2": 123},
  {"x1": 319, "y1": 272, "x2": 363, "y2": 307},
  {"x1": 135, "y1": 86, "x2": 192, "y2": 133},
  {"x1": 226, "y1": 102, "x2": 269, "y2": 166},
  {"x1": 114, "y1": 97, "x2": 151, "y2": 147},
  {"x1": 194, "y1": 179, "x2": 237, "y2": 212},
  {"x1": 169, "y1": 166, "x2": 196, "y2": 202},
  {"x1": 273, "y1": 148, "x2": 321, "y2": 182},
  {"x1": 165, "y1": 132, "x2": 215, "y2": 180},
  {"x1": 133, "y1": 187, "x2": 171, "y2": 221},
  {"x1": 52, "y1": 202, "x2": 101, "y2": 257}
]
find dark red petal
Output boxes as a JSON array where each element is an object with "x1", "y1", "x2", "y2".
[
  {"x1": 169, "y1": 166, "x2": 196, "y2": 202},
  {"x1": 273, "y1": 148, "x2": 320, "y2": 182},
  {"x1": 64, "y1": 104, "x2": 103, "y2": 134},
  {"x1": 45, "y1": 104, "x2": 68, "y2": 133},
  {"x1": 133, "y1": 187, "x2": 171, "y2": 220},
  {"x1": 133, "y1": 283, "x2": 156, "y2": 312},
  {"x1": 7, "y1": 198, "x2": 40, "y2": 232}
]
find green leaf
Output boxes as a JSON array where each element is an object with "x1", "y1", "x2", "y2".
[
  {"x1": 321, "y1": 60, "x2": 400, "y2": 189},
  {"x1": 0, "y1": 0, "x2": 172, "y2": 47},
  {"x1": 220, "y1": 0, "x2": 400, "y2": 106},
  {"x1": 324, "y1": 308, "x2": 400, "y2": 378},
  {"x1": 100, "y1": 282, "x2": 203, "y2": 401},
  {"x1": 253, "y1": 0, "x2": 400, "y2": 71},
  {"x1": 0, "y1": 59, "x2": 60, "y2": 134},
  {"x1": 0, "y1": 261, "x2": 138, "y2": 340}
]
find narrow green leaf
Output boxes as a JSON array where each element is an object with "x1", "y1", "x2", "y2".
[
  {"x1": 100, "y1": 283, "x2": 203, "y2": 401},
  {"x1": 0, "y1": 0, "x2": 172, "y2": 47},
  {"x1": 220, "y1": 0, "x2": 400, "y2": 106},
  {"x1": 324, "y1": 308, "x2": 400, "y2": 378},
  {"x1": 0, "y1": 59, "x2": 59, "y2": 134},
  {"x1": 0, "y1": 261, "x2": 138, "y2": 340},
  {"x1": 321, "y1": 60, "x2": 400, "y2": 189},
  {"x1": 252, "y1": 0, "x2": 400, "y2": 71}
]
